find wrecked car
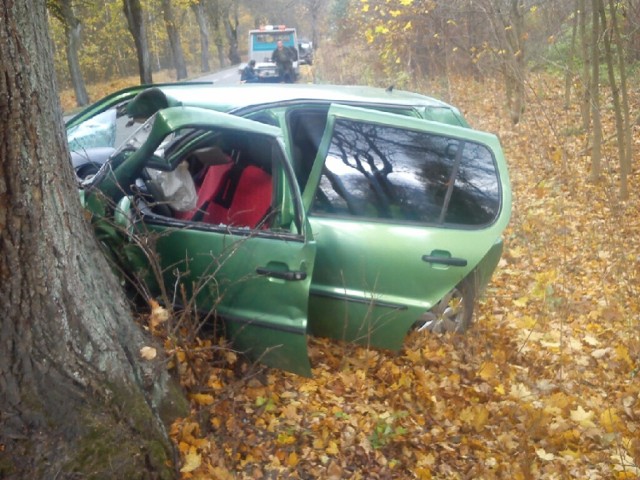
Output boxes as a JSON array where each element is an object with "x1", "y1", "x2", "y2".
[{"x1": 67, "y1": 83, "x2": 512, "y2": 376}]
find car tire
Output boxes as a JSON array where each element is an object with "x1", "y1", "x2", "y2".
[
  {"x1": 415, "y1": 275, "x2": 476, "y2": 334},
  {"x1": 76, "y1": 163, "x2": 100, "y2": 181}
]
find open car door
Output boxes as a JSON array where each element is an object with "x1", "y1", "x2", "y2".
[
  {"x1": 301, "y1": 104, "x2": 511, "y2": 349},
  {"x1": 103, "y1": 108, "x2": 316, "y2": 376}
]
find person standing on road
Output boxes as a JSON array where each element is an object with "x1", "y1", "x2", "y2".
[
  {"x1": 241, "y1": 59, "x2": 259, "y2": 83},
  {"x1": 271, "y1": 40, "x2": 295, "y2": 83}
]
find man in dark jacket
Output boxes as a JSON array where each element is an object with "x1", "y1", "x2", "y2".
[
  {"x1": 241, "y1": 60, "x2": 259, "y2": 83},
  {"x1": 271, "y1": 40, "x2": 295, "y2": 83}
]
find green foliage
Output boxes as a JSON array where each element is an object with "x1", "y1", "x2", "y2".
[
  {"x1": 49, "y1": 0, "x2": 223, "y2": 88},
  {"x1": 369, "y1": 411, "x2": 408, "y2": 449}
]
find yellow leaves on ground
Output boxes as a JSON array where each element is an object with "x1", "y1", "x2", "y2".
[{"x1": 166, "y1": 73, "x2": 640, "y2": 478}]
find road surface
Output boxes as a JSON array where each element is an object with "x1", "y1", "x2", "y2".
[{"x1": 191, "y1": 65, "x2": 242, "y2": 85}]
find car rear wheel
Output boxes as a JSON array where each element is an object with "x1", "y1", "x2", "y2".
[{"x1": 416, "y1": 276, "x2": 476, "y2": 334}]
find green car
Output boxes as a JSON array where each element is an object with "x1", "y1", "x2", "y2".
[{"x1": 67, "y1": 83, "x2": 511, "y2": 376}]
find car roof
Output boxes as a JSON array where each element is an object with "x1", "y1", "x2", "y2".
[
  {"x1": 65, "y1": 82, "x2": 470, "y2": 129},
  {"x1": 150, "y1": 83, "x2": 470, "y2": 128},
  {"x1": 159, "y1": 83, "x2": 451, "y2": 111}
]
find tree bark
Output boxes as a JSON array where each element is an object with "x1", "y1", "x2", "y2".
[
  {"x1": 0, "y1": 1, "x2": 186, "y2": 478},
  {"x1": 123, "y1": 0, "x2": 153, "y2": 84}
]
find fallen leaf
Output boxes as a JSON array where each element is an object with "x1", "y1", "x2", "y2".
[
  {"x1": 140, "y1": 346, "x2": 157, "y2": 360},
  {"x1": 571, "y1": 406, "x2": 596, "y2": 428},
  {"x1": 591, "y1": 348, "x2": 610, "y2": 359},
  {"x1": 600, "y1": 408, "x2": 623, "y2": 433},
  {"x1": 180, "y1": 450, "x2": 201, "y2": 473},
  {"x1": 536, "y1": 448, "x2": 556, "y2": 461},
  {"x1": 190, "y1": 393, "x2": 214, "y2": 406}
]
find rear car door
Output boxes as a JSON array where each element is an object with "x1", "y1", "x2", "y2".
[{"x1": 301, "y1": 104, "x2": 511, "y2": 349}]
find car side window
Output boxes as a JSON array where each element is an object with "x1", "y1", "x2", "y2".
[{"x1": 311, "y1": 119, "x2": 500, "y2": 227}]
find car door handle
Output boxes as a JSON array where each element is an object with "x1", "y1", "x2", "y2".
[
  {"x1": 422, "y1": 255, "x2": 468, "y2": 267},
  {"x1": 256, "y1": 267, "x2": 307, "y2": 281}
]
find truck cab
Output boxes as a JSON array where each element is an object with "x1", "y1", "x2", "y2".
[{"x1": 247, "y1": 25, "x2": 299, "y2": 82}]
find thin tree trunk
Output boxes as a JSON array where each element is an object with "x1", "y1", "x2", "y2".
[
  {"x1": 0, "y1": 1, "x2": 186, "y2": 477},
  {"x1": 590, "y1": 0, "x2": 603, "y2": 180},
  {"x1": 580, "y1": 0, "x2": 591, "y2": 131},
  {"x1": 564, "y1": 0, "x2": 580, "y2": 109},
  {"x1": 610, "y1": 0, "x2": 633, "y2": 198},
  {"x1": 598, "y1": 0, "x2": 627, "y2": 197}
]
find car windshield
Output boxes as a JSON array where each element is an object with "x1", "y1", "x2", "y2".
[
  {"x1": 67, "y1": 108, "x2": 117, "y2": 152},
  {"x1": 67, "y1": 103, "x2": 143, "y2": 154}
]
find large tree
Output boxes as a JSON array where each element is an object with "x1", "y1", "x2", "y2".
[{"x1": 0, "y1": 0, "x2": 186, "y2": 477}]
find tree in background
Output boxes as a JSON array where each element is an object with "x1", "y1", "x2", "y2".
[
  {"x1": 161, "y1": 0, "x2": 188, "y2": 79},
  {"x1": 222, "y1": 0, "x2": 241, "y2": 65},
  {"x1": 47, "y1": 0, "x2": 89, "y2": 106},
  {"x1": 595, "y1": 0, "x2": 632, "y2": 197},
  {"x1": 123, "y1": 0, "x2": 153, "y2": 83},
  {"x1": 206, "y1": 0, "x2": 228, "y2": 68},
  {"x1": 191, "y1": 0, "x2": 212, "y2": 72},
  {"x1": 0, "y1": 0, "x2": 186, "y2": 476}
]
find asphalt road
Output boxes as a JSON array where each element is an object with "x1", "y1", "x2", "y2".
[{"x1": 190, "y1": 65, "x2": 242, "y2": 85}]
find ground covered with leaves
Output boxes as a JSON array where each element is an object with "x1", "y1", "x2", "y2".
[{"x1": 144, "y1": 74, "x2": 640, "y2": 479}]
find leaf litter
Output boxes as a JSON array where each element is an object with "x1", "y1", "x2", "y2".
[{"x1": 163, "y1": 73, "x2": 640, "y2": 479}]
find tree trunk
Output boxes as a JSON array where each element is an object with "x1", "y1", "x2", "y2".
[
  {"x1": 0, "y1": 1, "x2": 186, "y2": 478},
  {"x1": 223, "y1": 3, "x2": 241, "y2": 65},
  {"x1": 59, "y1": 0, "x2": 89, "y2": 106},
  {"x1": 564, "y1": 0, "x2": 580, "y2": 109},
  {"x1": 479, "y1": 0, "x2": 527, "y2": 124},
  {"x1": 590, "y1": 0, "x2": 603, "y2": 180},
  {"x1": 161, "y1": 0, "x2": 188, "y2": 80},
  {"x1": 207, "y1": 0, "x2": 227, "y2": 68},
  {"x1": 123, "y1": 0, "x2": 153, "y2": 84},
  {"x1": 610, "y1": 0, "x2": 633, "y2": 198},
  {"x1": 598, "y1": 0, "x2": 628, "y2": 197},
  {"x1": 191, "y1": 1, "x2": 211, "y2": 73}
]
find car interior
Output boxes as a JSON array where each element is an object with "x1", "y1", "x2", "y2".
[{"x1": 139, "y1": 130, "x2": 275, "y2": 230}]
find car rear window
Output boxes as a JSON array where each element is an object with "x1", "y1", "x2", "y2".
[{"x1": 311, "y1": 119, "x2": 500, "y2": 227}]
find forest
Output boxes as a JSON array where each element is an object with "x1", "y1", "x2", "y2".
[{"x1": 1, "y1": 0, "x2": 639, "y2": 478}]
